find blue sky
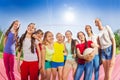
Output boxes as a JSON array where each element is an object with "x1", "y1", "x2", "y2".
[{"x1": 0, "y1": 0, "x2": 120, "y2": 38}]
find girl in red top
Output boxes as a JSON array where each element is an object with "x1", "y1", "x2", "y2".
[
  {"x1": 33, "y1": 29, "x2": 45, "y2": 80},
  {"x1": 74, "y1": 31, "x2": 97, "y2": 80},
  {"x1": 33, "y1": 29, "x2": 44, "y2": 57}
]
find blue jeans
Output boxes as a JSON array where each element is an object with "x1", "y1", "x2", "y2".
[
  {"x1": 74, "y1": 61, "x2": 93, "y2": 80},
  {"x1": 93, "y1": 54, "x2": 100, "y2": 80},
  {"x1": 101, "y1": 45, "x2": 112, "y2": 60}
]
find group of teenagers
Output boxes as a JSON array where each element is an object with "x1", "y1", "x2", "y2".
[{"x1": 3, "y1": 18, "x2": 116, "y2": 80}]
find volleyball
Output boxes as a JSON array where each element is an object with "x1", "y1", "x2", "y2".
[{"x1": 83, "y1": 48, "x2": 94, "y2": 56}]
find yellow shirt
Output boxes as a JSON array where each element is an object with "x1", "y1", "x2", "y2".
[{"x1": 52, "y1": 42, "x2": 64, "y2": 62}]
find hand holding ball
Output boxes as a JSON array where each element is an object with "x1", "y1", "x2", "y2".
[{"x1": 83, "y1": 48, "x2": 94, "y2": 62}]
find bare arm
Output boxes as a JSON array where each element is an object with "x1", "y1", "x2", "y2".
[
  {"x1": 3, "y1": 36, "x2": 7, "y2": 48},
  {"x1": 63, "y1": 43, "x2": 67, "y2": 55},
  {"x1": 36, "y1": 44, "x2": 42, "y2": 69},
  {"x1": 111, "y1": 37, "x2": 116, "y2": 59},
  {"x1": 41, "y1": 45, "x2": 46, "y2": 69},
  {"x1": 17, "y1": 51, "x2": 22, "y2": 64},
  {"x1": 97, "y1": 37, "x2": 101, "y2": 49},
  {"x1": 17, "y1": 50, "x2": 22, "y2": 73}
]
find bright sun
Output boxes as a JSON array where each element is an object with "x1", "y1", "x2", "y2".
[{"x1": 64, "y1": 11, "x2": 75, "y2": 22}]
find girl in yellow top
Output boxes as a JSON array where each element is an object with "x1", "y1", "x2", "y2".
[{"x1": 51, "y1": 33, "x2": 66, "y2": 80}]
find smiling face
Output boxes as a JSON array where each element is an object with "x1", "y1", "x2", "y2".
[
  {"x1": 56, "y1": 33, "x2": 63, "y2": 43},
  {"x1": 36, "y1": 31, "x2": 43, "y2": 39},
  {"x1": 65, "y1": 31, "x2": 72, "y2": 40},
  {"x1": 95, "y1": 18, "x2": 102, "y2": 28},
  {"x1": 27, "y1": 23, "x2": 36, "y2": 34},
  {"x1": 12, "y1": 20, "x2": 20, "y2": 31},
  {"x1": 46, "y1": 32, "x2": 54, "y2": 44},
  {"x1": 77, "y1": 32, "x2": 86, "y2": 42},
  {"x1": 95, "y1": 19, "x2": 100, "y2": 27},
  {"x1": 95, "y1": 18, "x2": 102, "y2": 30},
  {"x1": 85, "y1": 25, "x2": 92, "y2": 35}
]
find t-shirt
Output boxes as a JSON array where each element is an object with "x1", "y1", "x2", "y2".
[
  {"x1": 52, "y1": 42, "x2": 64, "y2": 62},
  {"x1": 87, "y1": 34, "x2": 98, "y2": 54},
  {"x1": 4, "y1": 32, "x2": 16, "y2": 55},
  {"x1": 76, "y1": 41, "x2": 92, "y2": 64},
  {"x1": 98, "y1": 25, "x2": 114, "y2": 49},
  {"x1": 23, "y1": 38, "x2": 38, "y2": 61}
]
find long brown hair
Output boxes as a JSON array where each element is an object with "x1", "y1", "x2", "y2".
[
  {"x1": 71, "y1": 39, "x2": 76, "y2": 54},
  {"x1": 65, "y1": 30, "x2": 76, "y2": 54},
  {"x1": 18, "y1": 23, "x2": 35, "y2": 53},
  {"x1": 5, "y1": 20, "x2": 20, "y2": 37},
  {"x1": 85, "y1": 25, "x2": 93, "y2": 35},
  {"x1": 77, "y1": 31, "x2": 88, "y2": 49},
  {"x1": 5, "y1": 20, "x2": 20, "y2": 49},
  {"x1": 33, "y1": 29, "x2": 43, "y2": 35},
  {"x1": 42, "y1": 31, "x2": 52, "y2": 45}
]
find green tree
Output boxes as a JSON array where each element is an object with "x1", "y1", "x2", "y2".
[
  {"x1": 0, "y1": 29, "x2": 4, "y2": 52},
  {"x1": 114, "y1": 29, "x2": 120, "y2": 54},
  {"x1": 114, "y1": 31, "x2": 120, "y2": 49},
  {"x1": 114, "y1": 29, "x2": 120, "y2": 48}
]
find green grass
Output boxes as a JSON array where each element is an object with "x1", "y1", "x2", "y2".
[
  {"x1": 116, "y1": 48, "x2": 120, "y2": 55},
  {"x1": 0, "y1": 52, "x2": 3, "y2": 58}
]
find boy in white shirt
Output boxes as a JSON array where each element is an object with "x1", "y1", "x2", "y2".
[{"x1": 95, "y1": 18, "x2": 116, "y2": 80}]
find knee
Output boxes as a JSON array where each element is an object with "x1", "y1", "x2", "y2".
[
  {"x1": 105, "y1": 75, "x2": 111, "y2": 80},
  {"x1": 63, "y1": 74, "x2": 67, "y2": 79},
  {"x1": 59, "y1": 73, "x2": 62, "y2": 79},
  {"x1": 52, "y1": 72, "x2": 57, "y2": 77}
]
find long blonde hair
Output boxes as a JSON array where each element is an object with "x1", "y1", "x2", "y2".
[{"x1": 42, "y1": 31, "x2": 52, "y2": 45}]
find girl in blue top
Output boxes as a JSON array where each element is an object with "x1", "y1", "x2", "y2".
[{"x1": 3, "y1": 20, "x2": 20, "y2": 80}]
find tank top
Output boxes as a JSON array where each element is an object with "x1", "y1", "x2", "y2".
[
  {"x1": 65, "y1": 42, "x2": 75, "y2": 61},
  {"x1": 45, "y1": 46, "x2": 54, "y2": 61}
]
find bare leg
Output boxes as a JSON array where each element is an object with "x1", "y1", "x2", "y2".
[
  {"x1": 58, "y1": 66, "x2": 63, "y2": 80},
  {"x1": 63, "y1": 61, "x2": 71, "y2": 80},
  {"x1": 45, "y1": 69, "x2": 51, "y2": 80},
  {"x1": 102, "y1": 60, "x2": 107, "y2": 80},
  {"x1": 52, "y1": 68, "x2": 57, "y2": 80}
]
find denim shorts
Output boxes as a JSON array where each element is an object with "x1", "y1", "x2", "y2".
[{"x1": 101, "y1": 45, "x2": 112, "y2": 60}]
